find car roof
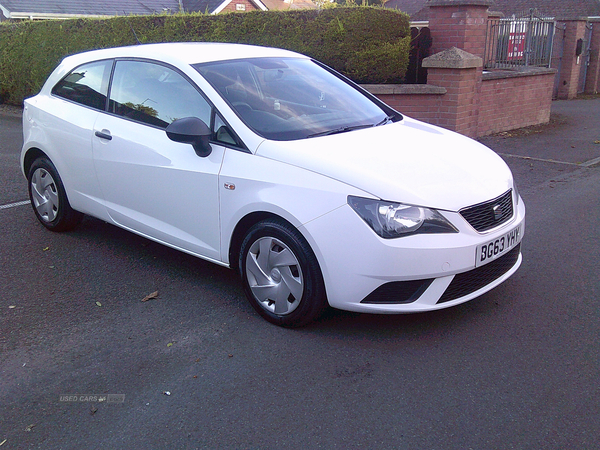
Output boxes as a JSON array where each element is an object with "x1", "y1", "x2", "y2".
[{"x1": 61, "y1": 42, "x2": 306, "y2": 68}]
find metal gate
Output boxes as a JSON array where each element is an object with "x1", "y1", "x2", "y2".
[
  {"x1": 406, "y1": 26, "x2": 432, "y2": 84},
  {"x1": 484, "y1": 9, "x2": 555, "y2": 70}
]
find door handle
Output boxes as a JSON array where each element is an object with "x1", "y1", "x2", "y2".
[{"x1": 95, "y1": 130, "x2": 112, "y2": 141}]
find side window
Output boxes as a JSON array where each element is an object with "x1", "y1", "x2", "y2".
[
  {"x1": 52, "y1": 60, "x2": 112, "y2": 110},
  {"x1": 109, "y1": 60, "x2": 211, "y2": 129}
]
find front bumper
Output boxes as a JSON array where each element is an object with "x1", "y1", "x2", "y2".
[{"x1": 300, "y1": 196, "x2": 525, "y2": 313}]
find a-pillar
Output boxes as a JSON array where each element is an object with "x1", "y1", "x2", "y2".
[{"x1": 422, "y1": 47, "x2": 483, "y2": 138}]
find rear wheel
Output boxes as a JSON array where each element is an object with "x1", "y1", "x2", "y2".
[
  {"x1": 28, "y1": 157, "x2": 82, "y2": 231},
  {"x1": 239, "y1": 218, "x2": 327, "y2": 327}
]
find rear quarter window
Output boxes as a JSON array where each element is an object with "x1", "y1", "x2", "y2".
[{"x1": 51, "y1": 60, "x2": 112, "y2": 110}]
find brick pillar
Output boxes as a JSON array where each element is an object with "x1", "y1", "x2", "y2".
[
  {"x1": 426, "y1": 0, "x2": 493, "y2": 59},
  {"x1": 556, "y1": 20, "x2": 589, "y2": 99},
  {"x1": 584, "y1": 20, "x2": 600, "y2": 95},
  {"x1": 422, "y1": 47, "x2": 483, "y2": 138}
]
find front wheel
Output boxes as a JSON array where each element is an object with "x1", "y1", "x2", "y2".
[
  {"x1": 239, "y1": 219, "x2": 327, "y2": 327},
  {"x1": 28, "y1": 157, "x2": 82, "y2": 231}
]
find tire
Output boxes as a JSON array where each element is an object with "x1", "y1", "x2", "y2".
[
  {"x1": 27, "y1": 157, "x2": 83, "y2": 232},
  {"x1": 239, "y1": 218, "x2": 327, "y2": 327}
]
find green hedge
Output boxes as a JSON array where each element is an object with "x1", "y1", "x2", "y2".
[{"x1": 0, "y1": 7, "x2": 409, "y2": 106}]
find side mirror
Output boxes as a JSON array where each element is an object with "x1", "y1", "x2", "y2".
[{"x1": 166, "y1": 117, "x2": 212, "y2": 157}]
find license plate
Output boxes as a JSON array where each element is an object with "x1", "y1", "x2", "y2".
[{"x1": 475, "y1": 223, "x2": 523, "y2": 267}]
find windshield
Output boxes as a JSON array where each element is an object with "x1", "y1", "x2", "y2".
[{"x1": 194, "y1": 58, "x2": 395, "y2": 141}]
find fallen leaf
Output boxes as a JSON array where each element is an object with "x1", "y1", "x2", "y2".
[
  {"x1": 95, "y1": 301, "x2": 102, "y2": 307},
  {"x1": 594, "y1": 140, "x2": 600, "y2": 144},
  {"x1": 141, "y1": 290, "x2": 159, "y2": 302},
  {"x1": 167, "y1": 342, "x2": 174, "y2": 347},
  {"x1": 24, "y1": 424, "x2": 35, "y2": 432},
  {"x1": 8, "y1": 306, "x2": 15, "y2": 309},
  {"x1": 90, "y1": 405, "x2": 98, "y2": 415},
  {"x1": 43, "y1": 247, "x2": 49, "y2": 251},
  {"x1": 228, "y1": 354, "x2": 233, "y2": 358}
]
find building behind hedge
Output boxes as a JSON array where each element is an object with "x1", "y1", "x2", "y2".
[{"x1": 0, "y1": 0, "x2": 316, "y2": 21}]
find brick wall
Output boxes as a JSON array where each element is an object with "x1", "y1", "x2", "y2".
[
  {"x1": 365, "y1": 65, "x2": 555, "y2": 139},
  {"x1": 363, "y1": 85, "x2": 446, "y2": 124},
  {"x1": 385, "y1": 94, "x2": 444, "y2": 123},
  {"x1": 426, "y1": 66, "x2": 482, "y2": 137},
  {"x1": 363, "y1": 0, "x2": 557, "y2": 138},
  {"x1": 478, "y1": 70, "x2": 556, "y2": 135}
]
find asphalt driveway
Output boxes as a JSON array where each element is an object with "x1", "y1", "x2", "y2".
[{"x1": 1, "y1": 98, "x2": 599, "y2": 449}]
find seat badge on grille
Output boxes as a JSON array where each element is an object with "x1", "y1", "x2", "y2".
[{"x1": 493, "y1": 204, "x2": 502, "y2": 220}]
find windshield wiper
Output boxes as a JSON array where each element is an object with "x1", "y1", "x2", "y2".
[
  {"x1": 374, "y1": 115, "x2": 394, "y2": 127},
  {"x1": 308, "y1": 115, "x2": 396, "y2": 138},
  {"x1": 307, "y1": 123, "x2": 377, "y2": 138}
]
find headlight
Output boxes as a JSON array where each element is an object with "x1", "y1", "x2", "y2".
[{"x1": 348, "y1": 196, "x2": 458, "y2": 239}]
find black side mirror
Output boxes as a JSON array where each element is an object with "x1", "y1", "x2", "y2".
[{"x1": 166, "y1": 117, "x2": 212, "y2": 157}]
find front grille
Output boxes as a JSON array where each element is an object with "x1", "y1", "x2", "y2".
[
  {"x1": 361, "y1": 279, "x2": 434, "y2": 304},
  {"x1": 437, "y1": 244, "x2": 521, "y2": 303},
  {"x1": 460, "y1": 190, "x2": 513, "y2": 232}
]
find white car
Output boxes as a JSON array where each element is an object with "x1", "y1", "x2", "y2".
[{"x1": 21, "y1": 43, "x2": 525, "y2": 327}]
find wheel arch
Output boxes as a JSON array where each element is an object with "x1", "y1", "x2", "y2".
[
  {"x1": 22, "y1": 147, "x2": 49, "y2": 178},
  {"x1": 228, "y1": 211, "x2": 283, "y2": 273},
  {"x1": 227, "y1": 210, "x2": 327, "y2": 276}
]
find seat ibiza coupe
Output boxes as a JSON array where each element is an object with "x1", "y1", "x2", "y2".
[{"x1": 21, "y1": 43, "x2": 525, "y2": 326}]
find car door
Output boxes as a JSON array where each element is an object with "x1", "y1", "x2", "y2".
[{"x1": 92, "y1": 59, "x2": 225, "y2": 261}]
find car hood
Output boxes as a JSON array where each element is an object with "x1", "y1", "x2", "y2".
[{"x1": 255, "y1": 117, "x2": 513, "y2": 212}]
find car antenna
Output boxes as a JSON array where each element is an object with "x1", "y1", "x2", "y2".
[{"x1": 125, "y1": 13, "x2": 142, "y2": 45}]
